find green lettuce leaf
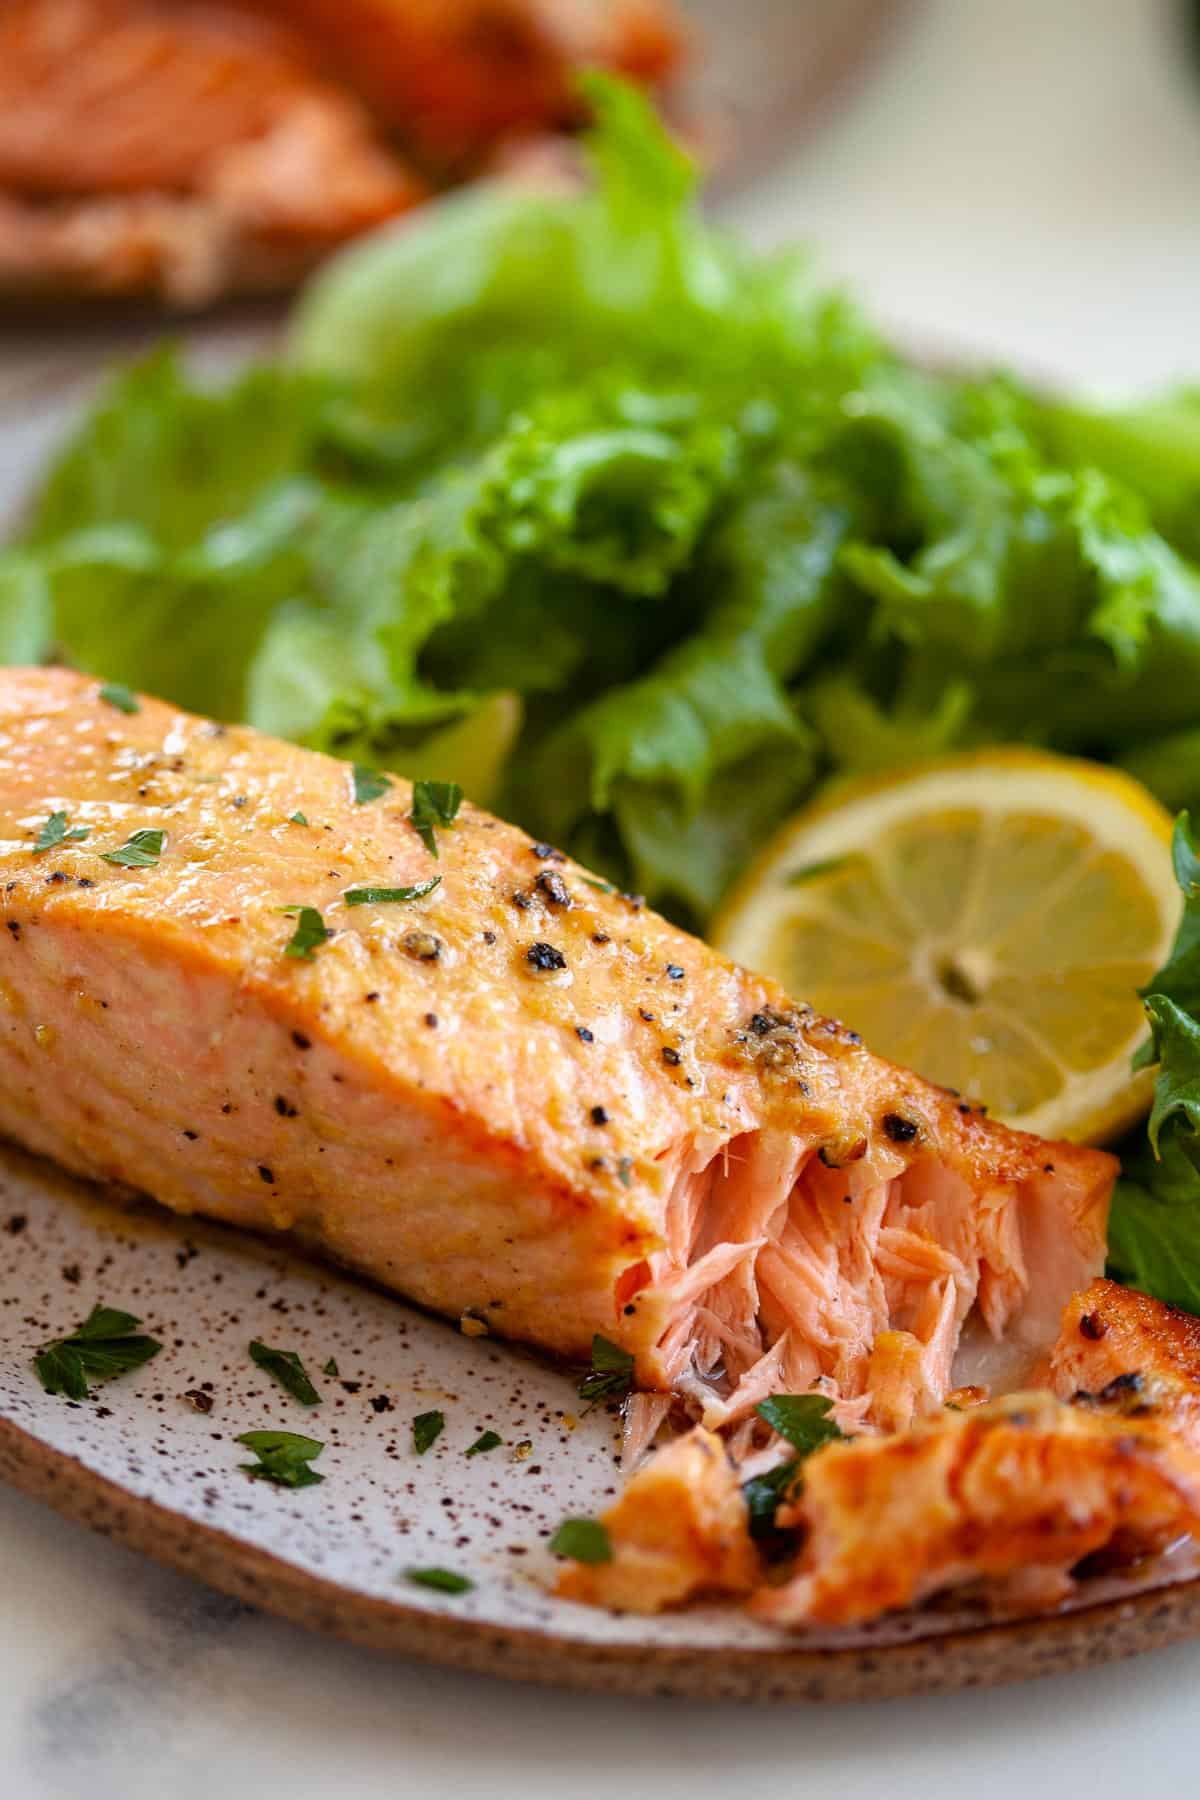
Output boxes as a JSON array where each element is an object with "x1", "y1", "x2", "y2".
[
  {"x1": 1037, "y1": 386, "x2": 1200, "y2": 563},
  {"x1": 1108, "y1": 817, "x2": 1200, "y2": 1311},
  {"x1": 511, "y1": 463, "x2": 851, "y2": 908}
]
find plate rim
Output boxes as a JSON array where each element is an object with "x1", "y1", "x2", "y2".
[{"x1": 2, "y1": 1410, "x2": 1198, "y2": 1702}]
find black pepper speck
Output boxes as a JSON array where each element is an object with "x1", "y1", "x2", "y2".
[
  {"x1": 882, "y1": 1112, "x2": 920, "y2": 1145},
  {"x1": 534, "y1": 869, "x2": 571, "y2": 908},
  {"x1": 526, "y1": 942, "x2": 566, "y2": 973}
]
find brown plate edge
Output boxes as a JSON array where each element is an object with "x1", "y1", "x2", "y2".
[{"x1": 1, "y1": 1411, "x2": 1197, "y2": 1703}]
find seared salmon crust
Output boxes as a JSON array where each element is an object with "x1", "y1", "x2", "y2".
[{"x1": 0, "y1": 669, "x2": 1113, "y2": 1430}]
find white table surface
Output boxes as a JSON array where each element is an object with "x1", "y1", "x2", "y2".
[{"x1": 4, "y1": 1, "x2": 1200, "y2": 1793}]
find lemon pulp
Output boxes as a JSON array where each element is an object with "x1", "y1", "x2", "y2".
[{"x1": 712, "y1": 751, "x2": 1180, "y2": 1143}]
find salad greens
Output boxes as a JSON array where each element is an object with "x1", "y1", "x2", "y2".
[
  {"x1": 1110, "y1": 818, "x2": 1200, "y2": 1312},
  {"x1": 10, "y1": 75, "x2": 1200, "y2": 1308}
]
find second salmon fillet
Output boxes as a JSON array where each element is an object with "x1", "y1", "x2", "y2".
[{"x1": 0, "y1": 669, "x2": 1114, "y2": 1425}]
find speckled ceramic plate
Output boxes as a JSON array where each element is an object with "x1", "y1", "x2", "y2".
[{"x1": 1, "y1": 1139, "x2": 1199, "y2": 1702}]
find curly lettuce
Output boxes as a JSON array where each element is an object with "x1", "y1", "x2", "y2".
[{"x1": 1109, "y1": 818, "x2": 1200, "y2": 1311}]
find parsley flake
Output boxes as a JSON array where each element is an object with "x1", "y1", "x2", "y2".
[
  {"x1": 322, "y1": 1357, "x2": 339, "y2": 1377},
  {"x1": 101, "y1": 827, "x2": 165, "y2": 868},
  {"x1": 34, "y1": 1303, "x2": 161, "y2": 1400},
  {"x1": 580, "y1": 875, "x2": 616, "y2": 895},
  {"x1": 549, "y1": 1518, "x2": 612, "y2": 1564},
  {"x1": 740, "y1": 1396, "x2": 846, "y2": 1544},
  {"x1": 279, "y1": 905, "x2": 330, "y2": 960},
  {"x1": 578, "y1": 1333, "x2": 634, "y2": 1404},
  {"x1": 404, "y1": 1566, "x2": 473, "y2": 1595},
  {"x1": 237, "y1": 1429, "x2": 325, "y2": 1488},
  {"x1": 410, "y1": 780, "x2": 463, "y2": 858},
  {"x1": 33, "y1": 811, "x2": 89, "y2": 855},
  {"x1": 98, "y1": 682, "x2": 139, "y2": 715},
  {"x1": 465, "y1": 1429, "x2": 502, "y2": 1457},
  {"x1": 412, "y1": 1409, "x2": 445, "y2": 1454},
  {"x1": 248, "y1": 1340, "x2": 322, "y2": 1406},
  {"x1": 352, "y1": 763, "x2": 392, "y2": 805},
  {"x1": 289, "y1": 812, "x2": 309, "y2": 826},
  {"x1": 344, "y1": 879, "x2": 441, "y2": 907},
  {"x1": 741, "y1": 1459, "x2": 805, "y2": 1542},
  {"x1": 755, "y1": 1393, "x2": 845, "y2": 1455}
]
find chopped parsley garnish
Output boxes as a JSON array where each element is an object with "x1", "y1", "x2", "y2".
[
  {"x1": 237, "y1": 1429, "x2": 325, "y2": 1488},
  {"x1": 578, "y1": 1333, "x2": 635, "y2": 1404},
  {"x1": 344, "y1": 879, "x2": 441, "y2": 907},
  {"x1": 755, "y1": 1393, "x2": 845, "y2": 1455},
  {"x1": 548, "y1": 1518, "x2": 612, "y2": 1564},
  {"x1": 34, "y1": 1304, "x2": 161, "y2": 1400},
  {"x1": 289, "y1": 812, "x2": 309, "y2": 826},
  {"x1": 410, "y1": 779, "x2": 463, "y2": 858},
  {"x1": 404, "y1": 1566, "x2": 474, "y2": 1595},
  {"x1": 248, "y1": 1340, "x2": 322, "y2": 1406},
  {"x1": 412, "y1": 1409, "x2": 445, "y2": 1454},
  {"x1": 322, "y1": 1357, "x2": 339, "y2": 1377},
  {"x1": 741, "y1": 1459, "x2": 806, "y2": 1543},
  {"x1": 580, "y1": 875, "x2": 616, "y2": 895},
  {"x1": 465, "y1": 1429, "x2": 502, "y2": 1457},
  {"x1": 101, "y1": 827, "x2": 165, "y2": 868},
  {"x1": 352, "y1": 763, "x2": 392, "y2": 805},
  {"x1": 742, "y1": 1395, "x2": 846, "y2": 1543},
  {"x1": 616, "y1": 1157, "x2": 633, "y2": 1188},
  {"x1": 280, "y1": 904, "x2": 330, "y2": 960},
  {"x1": 98, "y1": 681, "x2": 139, "y2": 715},
  {"x1": 33, "y1": 811, "x2": 89, "y2": 855}
]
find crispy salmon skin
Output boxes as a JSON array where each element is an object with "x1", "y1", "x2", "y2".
[{"x1": 0, "y1": 669, "x2": 1113, "y2": 1411}]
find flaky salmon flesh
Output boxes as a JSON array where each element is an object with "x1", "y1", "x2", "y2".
[
  {"x1": 566, "y1": 1284, "x2": 1200, "y2": 1626},
  {"x1": 0, "y1": 669, "x2": 1115, "y2": 1458}
]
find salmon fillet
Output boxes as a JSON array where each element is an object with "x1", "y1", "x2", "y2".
[
  {"x1": 247, "y1": 0, "x2": 687, "y2": 166},
  {"x1": 0, "y1": 0, "x2": 424, "y2": 303},
  {"x1": 755, "y1": 1391, "x2": 1200, "y2": 1627},
  {"x1": 557, "y1": 1427, "x2": 757, "y2": 1613},
  {"x1": 0, "y1": 668, "x2": 1112, "y2": 1416},
  {"x1": 1053, "y1": 1277, "x2": 1200, "y2": 1453},
  {"x1": 0, "y1": 0, "x2": 683, "y2": 301},
  {"x1": 575, "y1": 1284, "x2": 1200, "y2": 1626}
]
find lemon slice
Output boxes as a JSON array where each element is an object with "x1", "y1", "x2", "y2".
[{"x1": 712, "y1": 750, "x2": 1180, "y2": 1143}]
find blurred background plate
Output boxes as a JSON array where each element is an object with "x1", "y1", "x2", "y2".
[{"x1": 683, "y1": 0, "x2": 915, "y2": 194}]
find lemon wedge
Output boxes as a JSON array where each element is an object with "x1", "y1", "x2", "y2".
[{"x1": 712, "y1": 750, "x2": 1180, "y2": 1143}]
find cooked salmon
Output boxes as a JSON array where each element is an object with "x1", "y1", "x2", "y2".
[
  {"x1": 249, "y1": 0, "x2": 687, "y2": 167},
  {"x1": 1053, "y1": 1277, "x2": 1200, "y2": 1453},
  {"x1": 0, "y1": 668, "x2": 1113, "y2": 1416},
  {"x1": 557, "y1": 1427, "x2": 757, "y2": 1612},
  {"x1": 0, "y1": 0, "x2": 683, "y2": 302},
  {"x1": 578, "y1": 1283, "x2": 1200, "y2": 1627},
  {"x1": 560, "y1": 1394, "x2": 1200, "y2": 1624},
  {"x1": 0, "y1": 0, "x2": 424, "y2": 302},
  {"x1": 756, "y1": 1391, "x2": 1200, "y2": 1627}
]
